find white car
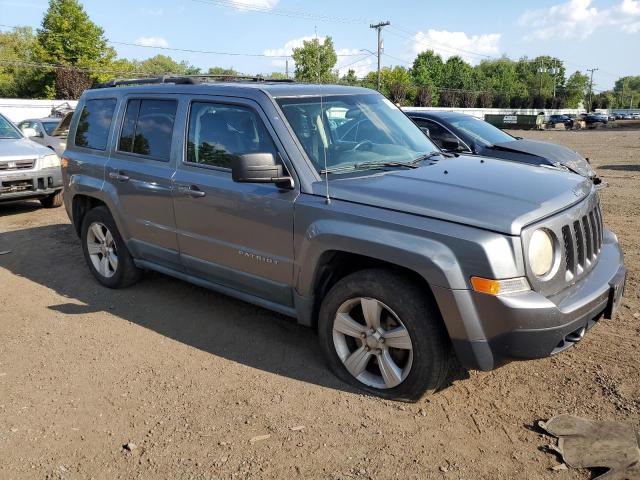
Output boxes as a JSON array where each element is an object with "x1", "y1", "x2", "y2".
[{"x1": 17, "y1": 112, "x2": 73, "y2": 156}]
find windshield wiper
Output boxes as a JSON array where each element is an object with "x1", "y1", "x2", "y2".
[{"x1": 319, "y1": 151, "x2": 447, "y2": 175}]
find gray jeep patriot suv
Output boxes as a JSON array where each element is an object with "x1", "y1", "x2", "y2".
[{"x1": 62, "y1": 77, "x2": 625, "y2": 401}]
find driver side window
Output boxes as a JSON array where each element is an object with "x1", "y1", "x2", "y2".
[{"x1": 186, "y1": 102, "x2": 277, "y2": 169}]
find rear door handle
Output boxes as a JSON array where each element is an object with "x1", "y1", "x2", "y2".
[
  {"x1": 177, "y1": 184, "x2": 206, "y2": 198},
  {"x1": 108, "y1": 171, "x2": 130, "y2": 182}
]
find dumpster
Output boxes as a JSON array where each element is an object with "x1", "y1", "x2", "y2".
[{"x1": 484, "y1": 113, "x2": 544, "y2": 129}]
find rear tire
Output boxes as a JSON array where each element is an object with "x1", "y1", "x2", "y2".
[
  {"x1": 40, "y1": 190, "x2": 63, "y2": 208},
  {"x1": 318, "y1": 269, "x2": 451, "y2": 402},
  {"x1": 81, "y1": 206, "x2": 141, "y2": 288}
]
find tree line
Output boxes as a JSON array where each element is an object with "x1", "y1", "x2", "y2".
[{"x1": 0, "y1": 0, "x2": 638, "y2": 111}]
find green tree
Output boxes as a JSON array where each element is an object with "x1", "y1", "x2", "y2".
[
  {"x1": 265, "y1": 71, "x2": 289, "y2": 80},
  {"x1": 0, "y1": 27, "x2": 41, "y2": 97},
  {"x1": 411, "y1": 50, "x2": 444, "y2": 104},
  {"x1": 292, "y1": 37, "x2": 338, "y2": 83},
  {"x1": 380, "y1": 66, "x2": 414, "y2": 105},
  {"x1": 36, "y1": 0, "x2": 117, "y2": 97},
  {"x1": 207, "y1": 66, "x2": 239, "y2": 77},
  {"x1": 614, "y1": 76, "x2": 640, "y2": 108},
  {"x1": 340, "y1": 69, "x2": 359, "y2": 86},
  {"x1": 475, "y1": 57, "x2": 526, "y2": 105},
  {"x1": 442, "y1": 56, "x2": 474, "y2": 90},
  {"x1": 135, "y1": 54, "x2": 199, "y2": 75},
  {"x1": 564, "y1": 71, "x2": 589, "y2": 108}
]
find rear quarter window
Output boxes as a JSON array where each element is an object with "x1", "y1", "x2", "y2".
[{"x1": 74, "y1": 98, "x2": 117, "y2": 150}]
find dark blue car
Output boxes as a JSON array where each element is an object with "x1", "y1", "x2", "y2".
[{"x1": 405, "y1": 110, "x2": 596, "y2": 180}]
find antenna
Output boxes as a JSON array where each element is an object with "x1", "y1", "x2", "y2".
[{"x1": 320, "y1": 93, "x2": 330, "y2": 204}]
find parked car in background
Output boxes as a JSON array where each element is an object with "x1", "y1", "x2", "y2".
[
  {"x1": 547, "y1": 114, "x2": 574, "y2": 129},
  {"x1": 0, "y1": 113, "x2": 64, "y2": 207},
  {"x1": 17, "y1": 112, "x2": 73, "y2": 156},
  {"x1": 404, "y1": 110, "x2": 596, "y2": 180},
  {"x1": 61, "y1": 77, "x2": 625, "y2": 400},
  {"x1": 581, "y1": 113, "x2": 608, "y2": 126}
]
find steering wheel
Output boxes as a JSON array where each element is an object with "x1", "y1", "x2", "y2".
[{"x1": 352, "y1": 140, "x2": 373, "y2": 151}]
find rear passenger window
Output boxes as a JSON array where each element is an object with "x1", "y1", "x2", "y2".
[
  {"x1": 118, "y1": 99, "x2": 177, "y2": 161},
  {"x1": 186, "y1": 102, "x2": 277, "y2": 169},
  {"x1": 74, "y1": 98, "x2": 116, "y2": 150}
]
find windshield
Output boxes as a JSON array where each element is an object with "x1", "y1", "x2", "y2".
[
  {"x1": 0, "y1": 114, "x2": 22, "y2": 139},
  {"x1": 276, "y1": 94, "x2": 439, "y2": 174},
  {"x1": 449, "y1": 116, "x2": 514, "y2": 147},
  {"x1": 42, "y1": 120, "x2": 60, "y2": 135}
]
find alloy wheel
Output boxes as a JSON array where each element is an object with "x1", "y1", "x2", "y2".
[
  {"x1": 332, "y1": 297, "x2": 413, "y2": 389},
  {"x1": 86, "y1": 222, "x2": 118, "y2": 278}
]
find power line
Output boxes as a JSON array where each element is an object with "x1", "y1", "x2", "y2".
[
  {"x1": 0, "y1": 23, "x2": 363, "y2": 59},
  {"x1": 386, "y1": 26, "x2": 494, "y2": 60},
  {"x1": 0, "y1": 59, "x2": 147, "y2": 76}
]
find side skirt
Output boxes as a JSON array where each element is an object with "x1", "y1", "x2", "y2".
[{"x1": 134, "y1": 259, "x2": 299, "y2": 320}]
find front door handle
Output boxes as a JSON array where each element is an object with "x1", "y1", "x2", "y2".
[
  {"x1": 177, "y1": 184, "x2": 206, "y2": 198},
  {"x1": 108, "y1": 171, "x2": 130, "y2": 182}
]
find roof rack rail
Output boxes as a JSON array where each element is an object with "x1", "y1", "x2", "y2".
[{"x1": 94, "y1": 74, "x2": 295, "y2": 89}]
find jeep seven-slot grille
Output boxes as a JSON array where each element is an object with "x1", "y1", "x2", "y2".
[
  {"x1": 0, "y1": 159, "x2": 36, "y2": 171},
  {"x1": 562, "y1": 204, "x2": 603, "y2": 280}
]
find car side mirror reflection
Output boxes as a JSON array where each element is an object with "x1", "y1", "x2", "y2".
[
  {"x1": 441, "y1": 138, "x2": 463, "y2": 151},
  {"x1": 231, "y1": 153, "x2": 294, "y2": 189}
]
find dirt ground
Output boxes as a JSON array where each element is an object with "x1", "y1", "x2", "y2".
[{"x1": 1, "y1": 128, "x2": 638, "y2": 480}]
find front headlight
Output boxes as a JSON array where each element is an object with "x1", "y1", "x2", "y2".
[
  {"x1": 528, "y1": 229, "x2": 555, "y2": 277},
  {"x1": 40, "y1": 153, "x2": 61, "y2": 168}
]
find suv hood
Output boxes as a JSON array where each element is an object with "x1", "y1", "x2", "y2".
[
  {"x1": 0, "y1": 137, "x2": 52, "y2": 159},
  {"x1": 481, "y1": 138, "x2": 595, "y2": 178},
  {"x1": 313, "y1": 155, "x2": 593, "y2": 235}
]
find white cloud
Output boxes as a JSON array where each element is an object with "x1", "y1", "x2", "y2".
[
  {"x1": 135, "y1": 37, "x2": 170, "y2": 48},
  {"x1": 227, "y1": 0, "x2": 279, "y2": 11},
  {"x1": 620, "y1": 0, "x2": 640, "y2": 15},
  {"x1": 336, "y1": 49, "x2": 374, "y2": 77},
  {"x1": 518, "y1": 0, "x2": 640, "y2": 39},
  {"x1": 410, "y1": 30, "x2": 501, "y2": 64},
  {"x1": 139, "y1": 7, "x2": 164, "y2": 16}
]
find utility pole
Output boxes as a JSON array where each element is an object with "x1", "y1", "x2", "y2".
[
  {"x1": 587, "y1": 67, "x2": 598, "y2": 112},
  {"x1": 285, "y1": 59, "x2": 289, "y2": 79},
  {"x1": 370, "y1": 21, "x2": 390, "y2": 91}
]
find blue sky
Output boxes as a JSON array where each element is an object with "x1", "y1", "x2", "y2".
[{"x1": 1, "y1": 0, "x2": 639, "y2": 89}]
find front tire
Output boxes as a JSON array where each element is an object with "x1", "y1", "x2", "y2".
[
  {"x1": 40, "y1": 190, "x2": 63, "y2": 208},
  {"x1": 318, "y1": 269, "x2": 451, "y2": 402},
  {"x1": 81, "y1": 206, "x2": 141, "y2": 288}
]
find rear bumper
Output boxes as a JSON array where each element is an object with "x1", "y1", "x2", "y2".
[
  {"x1": 0, "y1": 167, "x2": 62, "y2": 202},
  {"x1": 434, "y1": 229, "x2": 625, "y2": 371}
]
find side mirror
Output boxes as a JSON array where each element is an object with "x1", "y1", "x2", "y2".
[
  {"x1": 231, "y1": 153, "x2": 293, "y2": 189},
  {"x1": 419, "y1": 127, "x2": 430, "y2": 137},
  {"x1": 22, "y1": 127, "x2": 39, "y2": 138},
  {"x1": 441, "y1": 137, "x2": 463, "y2": 151}
]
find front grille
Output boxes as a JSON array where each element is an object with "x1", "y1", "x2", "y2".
[
  {"x1": 563, "y1": 203, "x2": 603, "y2": 282},
  {"x1": 524, "y1": 192, "x2": 604, "y2": 297},
  {"x1": 0, "y1": 159, "x2": 36, "y2": 171}
]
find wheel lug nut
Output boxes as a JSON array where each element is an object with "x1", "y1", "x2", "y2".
[
  {"x1": 360, "y1": 332, "x2": 366, "y2": 339},
  {"x1": 379, "y1": 338, "x2": 385, "y2": 344},
  {"x1": 364, "y1": 346, "x2": 370, "y2": 352}
]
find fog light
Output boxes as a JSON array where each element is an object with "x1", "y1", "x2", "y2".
[{"x1": 471, "y1": 276, "x2": 531, "y2": 296}]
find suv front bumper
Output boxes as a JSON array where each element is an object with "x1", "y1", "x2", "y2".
[
  {"x1": 0, "y1": 167, "x2": 62, "y2": 202},
  {"x1": 434, "y1": 229, "x2": 625, "y2": 371}
]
